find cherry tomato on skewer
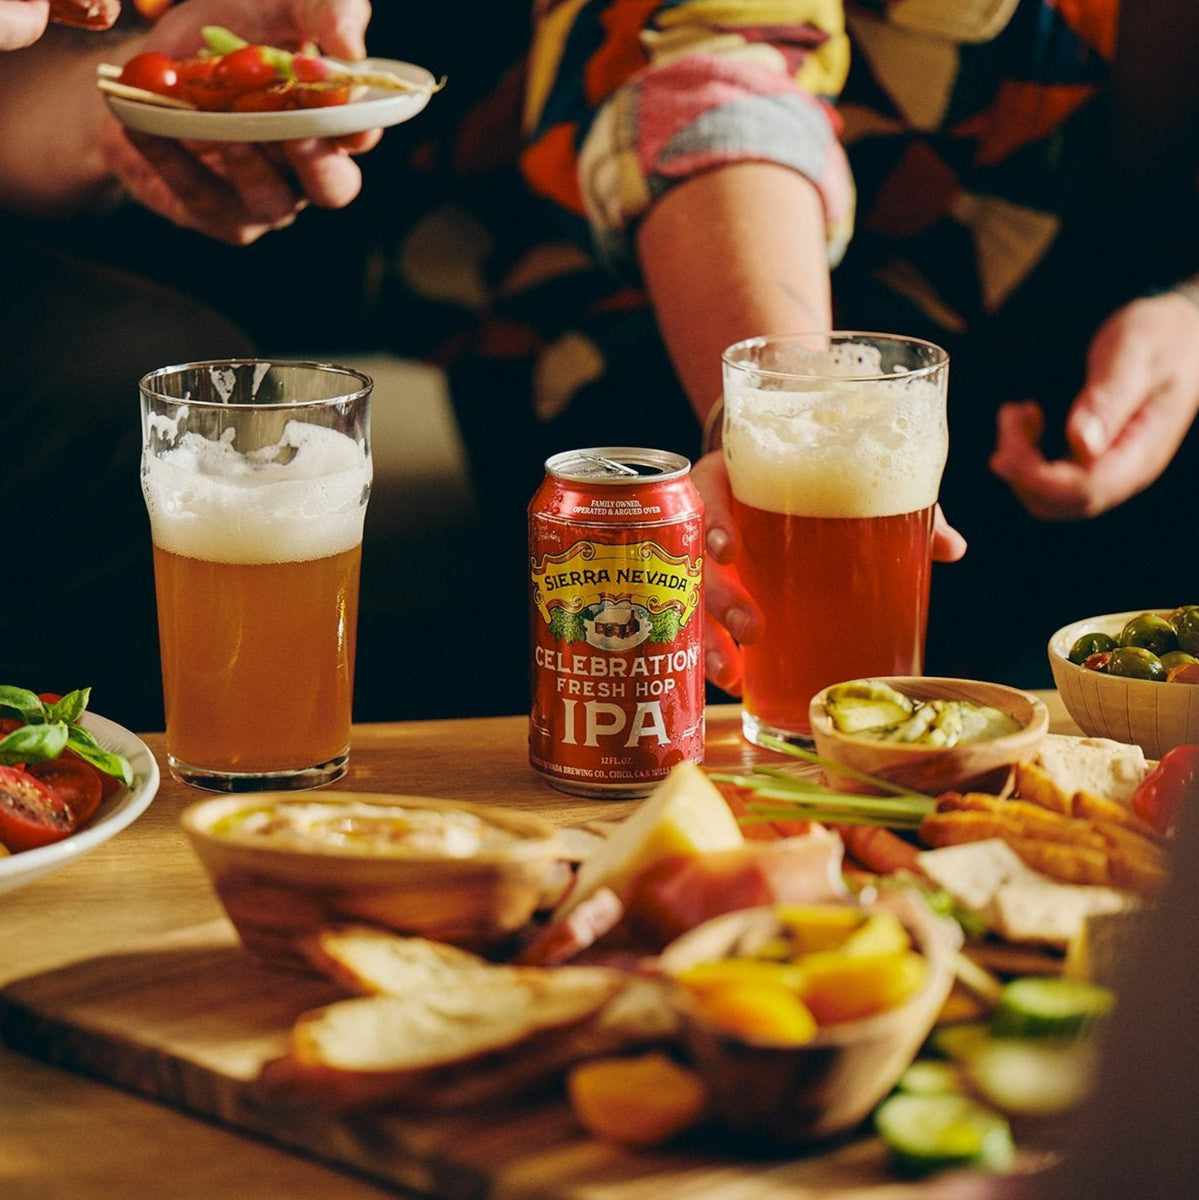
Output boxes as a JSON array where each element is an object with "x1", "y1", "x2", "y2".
[
  {"x1": 213, "y1": 45, "x2": 283, "y2": 98},
  {"x1": 118, "y1": 51, "x2": 184, "y2": 99},
  {"x1": 176, "y1": 56, "x2": 229, "y2": 110},
  {"x1": 292, "y1": 81, "x2": 354, "y2": 109}
]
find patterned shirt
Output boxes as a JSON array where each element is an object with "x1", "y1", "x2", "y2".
[
  {"x1": 374, "y1": 1, "x2": 1193, "y2": 452},
  {"x1": 522, "y1": 0, "x2": 1130, "y2": 324}
]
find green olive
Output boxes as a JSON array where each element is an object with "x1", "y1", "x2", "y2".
[
  {"x1": 1068, "y1": 632, "x2": 1117, "y2": 664},
  {"x1": 1169, "y1": 604, "x2": 1199, "y2": 631},
  {"x1": 1107, "y1": 645, "x2": 1167, "y2": 681},
  {"x1": 1118, "y1": 613, "x2": 1177, "y2": 657},
  {"x1": 1176, "y1": 608, "x2": 1199, "y2": 657},
  {"x1": 1160, "y1": 650, "x2": 1199, "y2": 673}
]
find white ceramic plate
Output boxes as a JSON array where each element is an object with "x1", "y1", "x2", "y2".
[
  {"x1": 0, "y1": 713, "x2": 160, "y2": 895},
  {"x1": 103, "y1": 57, "x2": 436, "y2": 142}
]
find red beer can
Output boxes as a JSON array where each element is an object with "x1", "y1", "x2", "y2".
[{"x1": 529, "y1": 447, "x2": 705, "y2": 797}]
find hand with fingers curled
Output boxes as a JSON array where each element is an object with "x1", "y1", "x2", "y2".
[
  {"x1": 989, "y1": 291, "x2": 1199, "y2": 522},
  {"x1": 97, "y1": 0, "x2": 379, "y2": 245}
]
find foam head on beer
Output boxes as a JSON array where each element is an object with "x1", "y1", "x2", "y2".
[
  {"x1": 723, "y1": 342, "x2": 947, "y2": 520},
  {"x1": 142, "y1": 420, "x2": 371, "y2": 564}
]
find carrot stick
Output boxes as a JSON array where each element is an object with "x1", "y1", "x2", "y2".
[{"x1": 834, "y1": 824, "x2": 923, "y2": 877}]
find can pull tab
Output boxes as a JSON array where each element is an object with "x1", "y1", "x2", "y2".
[{"x1": 584, "y1": 455, "x2": 642, "y2": 477}]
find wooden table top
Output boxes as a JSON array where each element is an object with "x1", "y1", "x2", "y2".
[{"x1": 0, "y1": 697, "x2": 1077, "y2": 1200}]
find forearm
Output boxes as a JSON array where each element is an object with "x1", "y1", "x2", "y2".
[
  {"x1": 635, "y1": 161, "x2": 832, "y2": 427},
  {"x1": 0, "y1": 26, "x2": 145, "y2": 214}
]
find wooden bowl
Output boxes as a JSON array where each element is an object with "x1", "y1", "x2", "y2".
[
  {"x1": 181, "y1": 792, "x2": 566, "y2": 969},
  {"x1": 1049, "y1": 611, "x2": 1199, "y2": 758},
  {"x1": 657, "y1": 892, "x2": 961, "y2": 1147},
  {"x1": 808, "y1": 676, "x2": 1049, "y2": 797}
]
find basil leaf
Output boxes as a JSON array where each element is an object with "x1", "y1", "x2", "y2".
[
  {"x1": 0, "y1": 685, "x2": 46, "y2": 723},
  {"x1": 0, "y1": 721, "x2": 69, "y2": 764},
  {"x1": 46, "y1": 688, "x2": 90, "y2": 726},
  {"x1": 66, "y1": 726, "x2": 133, "y2": 786}
]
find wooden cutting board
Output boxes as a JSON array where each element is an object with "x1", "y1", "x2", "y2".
[{"x1": 0, "y1": 919, "x2": 959, "y2": 1200}]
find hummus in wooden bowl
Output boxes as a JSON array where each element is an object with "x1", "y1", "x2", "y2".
[{"x1": 182, "y1": 792, "x2": 567, "y2": 968}]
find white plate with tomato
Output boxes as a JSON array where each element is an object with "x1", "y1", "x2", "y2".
[
  {"x1": 98, "y1": 27, "x2": 440, "y2": 144},
  {"x1": 103, "y1": 57, "x2": 436, "y2": 142},
  {"x1": 0, "y1": 699, "x2": 159, "y2": 896}
]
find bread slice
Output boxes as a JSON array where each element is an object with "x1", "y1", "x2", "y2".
[
  {"x1": 916, "y1": 838, "x2": 1134, "y2": 947},
  {"x1": 260, "y1": 960, "x2": 627, "y2": 1108},
  {"x1": 1028, "y1": 734, "x2": 1149, "y2": 809},
  {"x1": 300, "y1": 925, "x2": 491, "y2": 996},
  {"x1": 293, "y1": 966, "x2": 623, "y2": 1071},
  {"x1": 262, "y1": 926, "x2": 674, "y2": 1108}
]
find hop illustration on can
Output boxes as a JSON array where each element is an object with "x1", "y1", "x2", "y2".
[{"x1": 528, "y1": 448, "x2": 705, "y2": 797}]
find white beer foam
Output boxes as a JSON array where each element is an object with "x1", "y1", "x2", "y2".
[
  {"x1": 724, "y1": 374, "x2": 947, "y2": 518},
  {"x1": 143, "y1": 420, "x2": 371, "y2": 563}
]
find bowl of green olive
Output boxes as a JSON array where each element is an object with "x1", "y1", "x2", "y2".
[{"x1": 1048, "y1": 607, "x2": 1199, "y2": 758}]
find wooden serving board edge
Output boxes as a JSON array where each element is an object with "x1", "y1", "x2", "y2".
[{"x1": 0, "y1": 988, "x2": 504, "y2": 1200}]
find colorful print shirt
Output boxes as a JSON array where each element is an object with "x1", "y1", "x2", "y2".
[
  {"x1": 521, "y1": 0, "x2": 1121, "y2": 328},
  {"x1": 376, "y1": 1, "x2": 1193, "y2": 460}
]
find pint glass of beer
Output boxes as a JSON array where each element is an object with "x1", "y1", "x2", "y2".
[
  {"x1": 721, "y1": 333, "x2": 949, "y2": 747},
  {"x1": 139, "y1": 360, "x2": 373, "y2": 790}
]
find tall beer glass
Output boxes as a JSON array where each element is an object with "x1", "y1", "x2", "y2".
[
  {"x1": 140, "y1": 360, "x2": 373, "y2": 791},
  {"x1": 721, "y1": 333, "x2": 948, "y2": 747}
]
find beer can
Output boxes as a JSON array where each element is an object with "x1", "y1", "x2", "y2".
[{"x1": 528, "y1": 447, "x2": 705, "y2": 797}]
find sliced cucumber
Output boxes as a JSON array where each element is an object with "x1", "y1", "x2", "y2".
[
  {"x1": 991, "y1": 976, "x2": 1115, "y2": 1039},
  {"x1": 895, "y1": 1059, "x2": 962, "y2": 1096},
  {"x1": 930, "y1": 1020, "x2": 994, "y2": 1063},
  {"x1": 963, "y1": 1037, "x2": 1097, "y2": 1118},
  {"x1": 875, "y1": 1092, "x2": 1014, "y2": 1176},
  {"x1": 826, "y1": 697, "x2": 912, "y2": 734}
]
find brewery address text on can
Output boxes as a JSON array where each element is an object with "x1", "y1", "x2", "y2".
[{"x1": 529, "y1": 447, "x2": 705, "y2": 797}]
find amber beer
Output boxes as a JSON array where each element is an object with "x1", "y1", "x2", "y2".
[
  {"x1": 140, "y1": 361, "x2": 372, "y2": 790},
  {"x1": 722, "y1": 333, "x2": 948, "y2": 745},
  {"x1": 152, "y1": 544, "x2": 361, "y2": 774},
  {"x1": 733, "y1": 505, "x2": 936, "y2": 738}
]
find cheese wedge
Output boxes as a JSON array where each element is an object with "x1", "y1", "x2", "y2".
[{"x1": 554, "y1": 761, "x2": 743, "y2": 919}]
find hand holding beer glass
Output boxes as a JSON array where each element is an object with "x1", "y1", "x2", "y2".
[
  {"x1": 140, "y1": 360, "x2": 372, "y2": 791},
  {"x1": 721, "y1": 333, "x2": 949, "y2": 747}
]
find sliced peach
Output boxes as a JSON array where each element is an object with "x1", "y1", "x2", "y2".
[
  {"x1": 568, "y1": 1053, "x2": 708, "y2": 1147},
  {"x1": 840, "y1": 910, "x2": 911, "y2": 958},
  {"x1": 798, "y1": 950, "x2": 927, "y2": 1024},
  {"x1": 673, "y1": 957, "x2": 805, "y2": 997},
  {"x1": 690, "y1": 978, "x2": 819, "y2": 1044}
]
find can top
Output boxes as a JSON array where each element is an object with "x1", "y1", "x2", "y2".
[{"x1": 545, "y1": 447, "x2": 692, "y2": 484}]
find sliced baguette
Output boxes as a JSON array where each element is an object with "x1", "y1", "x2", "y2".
[
  {"x1": 260, "y1": 962, "x2": 626, "y2": 1108},
  {"x1": 300, "y1": 925, "x2": 491, "y2": 995}
]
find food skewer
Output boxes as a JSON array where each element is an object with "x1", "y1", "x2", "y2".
[{"x1": 96, "y1": 56, "x2": 441, "y2": 112}]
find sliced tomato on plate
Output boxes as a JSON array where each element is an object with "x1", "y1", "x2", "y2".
[
  {"x1": 26, "y1": 756, "x2": 105, "y2": 825},
  {"x1": 0, "y1": 765, "x2": 77, "y2": 853}
]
